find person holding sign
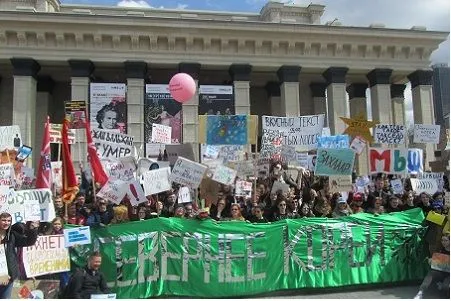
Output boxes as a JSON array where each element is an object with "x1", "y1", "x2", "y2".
[{"x1": 0, "y1": 212, "x2": 39, "y2": 299}]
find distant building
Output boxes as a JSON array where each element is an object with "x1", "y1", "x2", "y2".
[{"x1": 432, "y1": 63, "x2": 450, "y2": 128}]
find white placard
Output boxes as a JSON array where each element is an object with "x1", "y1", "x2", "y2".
[
  {"x1": 1, "y1": 189, "x2": 55, "y2": 223},
  {"x1": 374, "y1": 124, "x2": 406, "y2": 144},
  {"x1": 127, "y1": 180, "x2": 148, "y2": 206},
  {"x1": 350, "y1": 136, "x2": 367, "y2": 154},
  {"x1": 0, "y1": 163, "x2": 14, "y2": 186},
  {"x1": 390, "y1": 179, "x2": 404, "y2": 194},
  {"x1": 329, "y1": 175, "x2": 352, "y2": 193},
  {"x1": 64, "y1": 226, "x2": 91, "y2": 248},
  {"x1": 0, "y1": 125, "x2": 22, "y2": 150},
  {"x1": 151, "y1": 123, "x2": 172, "y2": 144},
  {"x1": 204, "y1": 145, "x2": 220, "y2": 160},
  {"x1": 410, "y1": 178, "x2": 439, "y2": 195},
  {"x1": 235, "y1": 180, "x2": 252, "y2": 198},
  {"x1": 91, "y1": 294, "x2": 117, "y2": 299},
  {"x1": 96, "y1": 179, "x2": 128, "y2": 205},
  {"x1": 230, "y1": 160, "x2": 255, "y2": 178},
  {"x1": 296, "y1": 152, "x2": 309, "y2": 168},
  {"x1": 418, "y1": 172, "x2": 444, "y2": 192},
  {"x1": 413, "y1": 124, "x2": 441, "y2": 144},
  {"x1": 177, "y1": 187, "x2": 191, "y2": 203},
  {"x1": 101, "y1": 157, "x2": 136, "y2": 181},
  {"x1": 0, "y1": 246, "x2": 8, "y2": 277},
  {"x1": 212, "y1": 165, "x2": 237, "y2": 185},
  {"x1": 142, "y1": 167, "x2": 171, "y2": 196},
  {"x1": 322, "y1": 127, "x2": 331, "y2": 137},
  {"x1": 169, "y1": 157, "x2": 207, "y2": 188},
  {"x1": 49, "y1": 123, "x2": 75, "y2": 144},
  {"x1": 271, "y1": 181, "x2": 290, "y2": 194},
  {"x1": 51, "y1": 161, "x2": 63, "y2": 189},
  {"x1": 91, "y1": 129, "x2": 134, "y2": 159}
]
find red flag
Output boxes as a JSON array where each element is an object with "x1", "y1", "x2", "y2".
[
  {"x1": 35, "y1": 116, "x2": 52, "y2": 189},
  {"x1": 62, "y1": 119, "x2": 79, "y2": 204},
  {"x1": 85, "y1": 118, "x2": 108, "y2": 186}
]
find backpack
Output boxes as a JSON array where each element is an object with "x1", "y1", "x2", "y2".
[{"x1": 59, "y1": 268, "x2": 87, "y2": 299}]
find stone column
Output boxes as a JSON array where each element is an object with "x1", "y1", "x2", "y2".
[
  {"x1": 390, "y1": 84, "x2": 406, "y2": 126},
  {"x1": 68, "y1": 60, "x2": 94, "y2": 168},
  {"x1": 124, "y1": 61, "x2": 147, "y2": 152},
  {"x1": 310, "y1": 82, "x2": 327, "y2": 124},
  {"x1": 322, "y1": 67, "x2": 349, "y2": 135},
  {"x1": 407, "y1": 70, "x2": 435, "y2": 169},
  {"x1": 347, "y1": 83, "x2": 369, "y2": 175},
  {"x1": 179, "y1": 62, "x2": 201, "y2": 161},
  {"x1": 10, "y1": 58, "x2": 40, "y2": 167},
  {"x1": 277, "y1": 65, "x2": 301, "y2": 117},
  {"x1": 367, "y1": 69, "x2": 393, "y2": 124},
  {"x1": 265, "y1": 81, "x2": 281, "y2": 116},
  {"x1": 35, "y1": 76, "x2": 54, "y2": 169},
  {"x1": 229, "y1": 64, "x2": 252, "y2": 115}
]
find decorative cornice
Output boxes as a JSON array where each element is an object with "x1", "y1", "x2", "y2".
[
  {"x1": 366, "y1": 68, "x2": 393, "y2": 87},
  {"x1": 322, "y1": 67, "x2": 348, "y2": 85},
  {"x1": 347, "y1": 83, "x2": 368, "y2": 99},
  {"x1": 407, "y1": 70, "x2": 433, "y2": 88},
  {"x1": 277, "y1": 65, "x2": 301, "y2": 83},
  {"x1": 229, "y1": 64, "x2": 252, "y2": 81},
  {"x1": 390, "y1": 84, "x2": 406, "y2": 98},
  {"x1": 178, "y1": 62, "x2": 201, "y2": 80},
  {"x1": 309, "y1": 82, "x2": 327, "y2": 97},
  {"x1": 10, "y1": 57, "x2": 40, "y2": 79},
  {"x1": 124, "y1": 61, "x2": 147, "y2": 79},
  {"x1": 265, "y1": 81, "x2": 281, "y2": 97},
  {"x1": 37, "y1": 75, "x2": 55, "y2": 93},
  {"x1": 68, "y1": 59, "x2": 94, "y2": 77}
]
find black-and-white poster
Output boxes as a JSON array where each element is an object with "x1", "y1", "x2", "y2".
[
  {"x1": 90, "y1": 83, "x2": 127, "y2": 133},
  {"x1": 198, "y1": 85, "x2": 234, "y2": 115}
]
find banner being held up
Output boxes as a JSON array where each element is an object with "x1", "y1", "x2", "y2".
[
  {"x1": 374, "y1": 124, "x2": 406, "y2": 144},
  {"x1": 169, "y1": 157, "x2": 207, "y2": 189},
  {"x1": 91, "y1": 129, "x2": 134, "y2": 159},
  {"x1": 314, "y1": 148, "x2": 355, "y2": 176},
  {"x1": 369, "y1": 148, "x2": 408, "y2": 175},
  {"x1": 102, "y1": 157, "x2": 136, "y2": 181}
]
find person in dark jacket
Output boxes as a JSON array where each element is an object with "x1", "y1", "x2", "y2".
[
  {"x1": 70, "y1": 251, "x2": 110, "y2": 299},
  {"x1": 0, "y1": 212, "x2": 39, "y2": 299}
]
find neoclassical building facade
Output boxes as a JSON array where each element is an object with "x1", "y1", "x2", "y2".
[{"x1": 0, "y1": 0, "x2": 448, "y2": 172}]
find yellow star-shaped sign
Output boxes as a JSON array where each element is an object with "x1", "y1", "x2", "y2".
[{"x1": 340, "y1": 114, "x2": 378, "y2": 143}]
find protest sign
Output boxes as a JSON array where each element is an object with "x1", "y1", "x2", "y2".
[
  {"x1": 0, "y1": 186, "x2": 11, "y2": 209},
  {"x1": 151, "y1": 123, "x2": 172, "y2": 144},
  {"x1": 127, "y1": 180, "x2": 147, "y2": 206},
  {"x1": 64, "y1": 226, "x2": 91, "y2": 248},
  {"x1": 407, "y1": 148, "x2": 423, "y2": 174},
  {"x1": 177, "y1": 187, "x2": 192, "y2": 203},
  {"x1": 374, "y1": 124, "x2": 406, "y2": 144},
  {"x1": 203, "y1": 145, "x2": 220, "y2": 160},
  {"x1": 199, "y1": 85, "x2": 234, "y2": 115},
  {"x1": 256, "y1": 162, "x2": 270, "y2": 178},
  {"x1": 369, "y1": 148, "x2": 408, "y2": 175},
  {"x1": 65, "y1": 100, "x2": 87, "y2": 129},
  {"x1": 413, "y1": 124, "x2": 440, "y2": 144},
  {"x1": 212, "y1": 165, "x2": 237, "y2": 186},
  {"x1": 317, "y1": 135, "x2": 349, "y2": 149},
  {"x1": 0, "y1": 163, "x2": 14, "y2": 186},
  {"x1": 0, "y1": 125, "x2": 22, "y2": 150},
  {"x1": 271, "y1": 181, "x2": 290, "y2": 194},
  {"x1": 279, "y1": 145, "x2": 297, "y2": 162},
  {"x1": 101, "y1": 157, "x2": 136, "y2": 181},
  {"x1": 97, "y1": 179, "x2": 128, "y2": 205},
  {"x1": 350, "y1": 136, "x2": 367, "y2": 155},
  {"x1": 307, "y1": 155, "x2": 317, "y2": 171},
  {"x1": 296, "y1": 152, "x2": 309, "y2": 169},
  {"x1": 410, "y1": 178, "x2": 439, "y2": 195},
  {"x1": 91, "y1": 294, "x2": 117, "y2": 299},
  {"x1": 390, "y1": 179, "x2": 404, "y2": 195},
  {"x1": 13, "y1": 280, "x2": 60, "y2": 299},
  {"x1": 340, "y1": 115, "x2": 378, "y2": 143},
  {"x1": 315, "y1": 148, "x2": 355, "y2": 176},
  {"x1": 418, "y1": 172, "x2": 444, "y2": 192},
  {"x1": 23, "y1": 235, "x2": 70, "y2": 277},
  {"x1": 235, "y1": 180, "x2": 252, "y2": 198},
  {"x1": 51, "y1": 161, "x2": 62, "y2": 189},
  {"x1": 201, "y1": 144, "x2": 245, "y2": 163},
  {"x1": 1, "y1": 189, "x2": 55, "y2": 223},
  {"x1": 262, "y1": 114, "x2": 324, "y2": 150},
  {"x1": 329, "y1": 175, "x2": 352, "y2": 193},
  {"x1": 0, "y1": 246, "x2": 7, "y2": 278},
  {"x1": 322, "y1": 127, "x2": 331, "y2": 137},
  {"x1": 232, "y1": 160, "x2": 255, "y2": 178},
  {"x1": 18, "y1": 166, "x2": 35, "y2": 190},
  {"x1": 170, "y1": 157, "x2": 207, "y2": 188},
  {"x1": 49, "y1": 123, "x2": 75, "y2": 144},
  {"x1": 91, "y1": 129, "x2": 134, "y2": 159},
  {"x1": 206, "y1": 115, "x2": 248, "y2": 145},
  {"x1": 16, "y1": 145, "x2": 32, "y2": 161},
  {"x1": 142, "y1": 167, "x2": 171, "y2": 196},
  {"x1": 431, "y1": 253, "x2": 450, "y2": 273},
  {"x1": 166, "y1": 144, "x2": 196, "y2": 165}
]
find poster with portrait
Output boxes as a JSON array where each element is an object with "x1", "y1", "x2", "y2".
[
  {"x1": 144, "y1": 84, "x2": 182, "y2": 157},
  {"x1": 198, "y1": 85, "x2": 234, "y2": 115},
  {"x1": 65, "y1": 101, "x2": 87, "y2": 129},
  {"x1": 89, "y1": 83, "x2": 127, "y2": 133}
]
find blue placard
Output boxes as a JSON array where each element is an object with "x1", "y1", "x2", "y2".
[
  {"x1": 206, "y1": 115, "x2": 248, "y2": 145},
  {"x1": 317, "y1": 135, "x2": 349, "y2": 149},
  {"x1": 407, "y1": 148, "x2": 423, "y2": 174},
  {"x1": 315, "y1": 148, "x2": 355, "y2": 176},
  {"x1": 64, "y1": 226, "x2": 92, "y2": 248}
]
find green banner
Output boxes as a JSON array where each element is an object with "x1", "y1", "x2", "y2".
[{"x1": 70, "y1": 208, "x2": 429, "y2": 298}]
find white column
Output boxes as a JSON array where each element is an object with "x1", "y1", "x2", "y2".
[
  {"x1": 367, "y1": 69, "x2": 393, "y2": 125},
  {"x1": 347, "y1": 83, "x2": 369, "y2": 176},
  {"x1": 11, "y1": 58, "x2": 40, "y2": 167},
  {"x1": 310, "y1": 82, "x2": 327, "y2": 125},
  {"x1": 322, "y1": 67, "x2": 349, "y2": 135},
  {"x1": 265, "y1": 81, "x2": 281, "y2": 116},
  {"x1": 180, "y1": 63, "x2": 201, "y2": 161},
  {"x1": 277, "y1": 65, "x2": 301, "y2": 117},
  {"x1": 124, "y1": 61, "x2": 147, "y2": 152},
  {"x1": 390, "y1": 84, "x2": 406, "y2": 126},
  {"x1": 230, "y1": 64, "x2": 252, "y2": 115},
  {"x1": 408, "y1": 70, "x2": 435, "y2": 169},
  {"x1": 68, "y1": 60, "x2": 94, "y2": 168}
]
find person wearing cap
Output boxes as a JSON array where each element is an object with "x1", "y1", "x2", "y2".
[
  {"x1": 350, "y1": 193, "x2": 365, "y2": 214},
  {"x1": 332, "y1": 197, "x2": 352, "y2": 218}
]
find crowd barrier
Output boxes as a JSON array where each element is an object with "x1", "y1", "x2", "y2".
[{"x1": 70, "y1": 208, "x2": 429, "y2": 298}]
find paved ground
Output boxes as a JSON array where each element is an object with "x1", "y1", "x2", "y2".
[{"x1": 254, "y1": 283, "x2": 448, "y2": 299}]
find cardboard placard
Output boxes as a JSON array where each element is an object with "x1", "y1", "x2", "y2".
[
  {"x1": 169, "y1": 157, "x2": 207, "y2": 188},
  {"x1": 96, "y1": 179, "x2": 128, "y2": 205},
  {"x1": 413, "y1": 124, "x2": 440, "y2": 144},
  {"x1": 350, "y1": 136, "x2": 367, "y2": 155},
  {"x1": 0, "y1": 125, "x2": 22, "y2": 151},
  {"x1": 315, "y1": 148, "x2": 355, "y2": 176},
  {"x1": 49, "y1": 123, "x2": 76, "y2": 144},
  {"x1": 410, "y1": 178, "x2": 439, "y2": 195},
  {"x1": 271, "y1": 181, "x2": 290, "y2": 194},
  {"x1": 2, "y1": 189, "x2": 55, "y2": 223},
  {"x1": 212, "y1": 165, "x2": 237, "y2": 186},
  {"x1": 142, "y1": 167, "x2": 172, "y2": 196},
  {"x1": 317, "y1": 135, "x2": 349, "y2": 149},
  {"x1": 374, "y1": 124, "x2": 406, "y2": 144},
  {"x1": 329, "y1": 175, "x2": 352, "y2": 193},
  {"x1": 151, "y1": 123, "x2": 172, "y2": 144},
  {"x1": 64, "y1": 226, "x2": 91, "y2": 248},
  {"x1": 177, "y1": 187, "x2": 192, "y2": 203}
]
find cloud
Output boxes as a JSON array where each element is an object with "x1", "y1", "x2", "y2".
[
  {"x1": 177, "y1": 3, "x2": 188, "y2": 9},
  {"x1": 117, "y1": 0, "x2": 152, "y2": 8}
]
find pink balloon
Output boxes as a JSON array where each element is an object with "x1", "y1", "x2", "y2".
[{"x1": 169, "y1": 73, "x2": 196, "y2": 103}]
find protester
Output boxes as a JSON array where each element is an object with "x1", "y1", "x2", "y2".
[
  {"x1": 210, "y1": 198, "x2": 227, "y2": 221},
  {"x1": 366, "y1": 195, "x2": 385, "y2": 215},
  {"x1": 332, "y1": 197, "x2": 352, "y2": 218},
  {"x1": 386, "y1": 196, "x2": 403, "y2": 213},
  {"x1": 299, "y1": 202, "x2": 315, "y2": 218},
  {"x1": 66, "y1": 204, "x2": 86, "y2": 226},
  {"x1": 350, "y1": 193, "x2": 365, "y2": 214},
  {"x1": 248, "y1": 204, "x2": 269, "y2": 223},
  {"x1": 173, "y1": 205, "x2": 186, "y2": 218},
  {"x1": 227, "y1": 203, "x2": 245, "y2": 221},
  {"x1": 402, "y1": 191, "x2": 416, "y2": 211},
  {"x1": 0, "y1": 213, "x2": 39, "y2": 299}
]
